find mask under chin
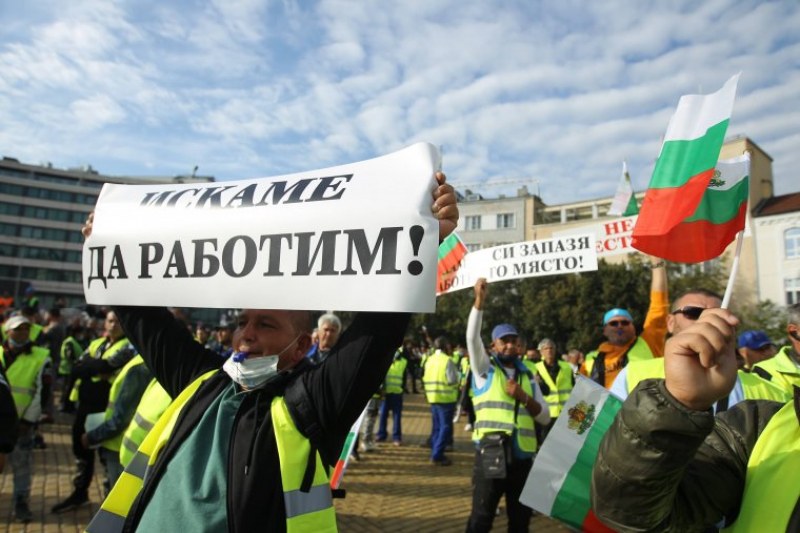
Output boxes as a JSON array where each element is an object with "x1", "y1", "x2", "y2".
[{"x1": 496, "y1": 354, "x2": 518, "y2": 365}]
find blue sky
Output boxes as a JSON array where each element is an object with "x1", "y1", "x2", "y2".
[{"x1": 1, "y1": 0, "x2": 798, "y2": 204}]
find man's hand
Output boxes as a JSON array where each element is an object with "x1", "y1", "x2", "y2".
[
  {"x1": 474, "y1": 278, "x2": 487, "y2": 310},
  {"x1": 505, "y1": 378, "x2": 526, "y2": 402},
  {"x1": 432, "y1": 172, "x2": 458, "y2": 243},
  {"x1": 664, "y1": 308, "x2": 739, "y2": 411},
  {"x1": 81, "y1": 211, "x2": 94, "y2": 240}
]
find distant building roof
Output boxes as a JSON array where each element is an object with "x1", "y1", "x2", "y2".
[{"x1": 754, "y1": 191, "x2": 800, "y2": 217}]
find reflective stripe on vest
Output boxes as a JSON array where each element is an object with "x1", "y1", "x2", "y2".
[
  {"x1": 472, "y1": 362, "x2": 537, "y2": 453},
  {"x1": 723, "y1": 399, "x2": 800, "y2": 532},
  {"x1": 0, "y1": 346, "x2": 50, "y2": 417},
  {"x1": 272, "y1": 395, "x2": 337, "y2": 532},
  {"x1": 120, "y1": 379, "x2": 173, "y2": 468},
  {"x1": 384, "y1": 358, "x2": 407, "y2": 394},
  {"x1": 422, "y1": 352, "x2": 458, "y2": 403},
  {"x1": 535, "y1": 361, "x2": 573, "y2": 417},
  {"x1": 100, "y1": 355, "x2": 145, "y2": 452},
  {"x1": 86, "y1": 370, "x2": 217, "y2": 533}
]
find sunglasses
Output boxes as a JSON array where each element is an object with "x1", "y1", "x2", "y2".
[
  {"x1": 607, "y1": 320, "x2": 631, "y2": 327},
  {"x1": 671, "y1": 306, "x2": 705, "y2": 320}
]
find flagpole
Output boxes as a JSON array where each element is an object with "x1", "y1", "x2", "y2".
[{"x1": 721, "y1": 230, "x2": 744, "y2": 309}]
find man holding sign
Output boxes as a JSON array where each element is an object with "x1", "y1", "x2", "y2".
[{"x1": 84, "y1": 169, "x2": 457, "y2": 533}]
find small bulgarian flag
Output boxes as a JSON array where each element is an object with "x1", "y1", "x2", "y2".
[
  {"x1": 607, "y1": 161, "x2": 639, "y2": 217},
  {"x1": 633, "y1": 74, "x2": 742, "y2": 263},
  {"x1": 330, "y1": 409, "x2": 366, "y2": 489},
  {"x1": 520, "y1": 377, "x2": 622, "y2": 532},
  {"x1": 437, "y1": 233, "x2": 468, "y2": 295}
]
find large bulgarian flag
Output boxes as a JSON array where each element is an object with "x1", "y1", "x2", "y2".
[
  {"x1": 519, "y1": 377, "x2": 622, "y2": 532},
  {"x1": 632, "y1": 73, "x2": 743, "y2": 263},
  {"x1": 437, "y1": 232, "x2": 468, "y2": 295}
]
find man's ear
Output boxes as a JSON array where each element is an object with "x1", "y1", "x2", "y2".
[{"x1": 296, "y1": 334, "x2": 313, "y2": 357}]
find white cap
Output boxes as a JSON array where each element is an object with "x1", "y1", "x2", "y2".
[{"x1": 3, "y1": 315, "x2": 31, "y2": 333}]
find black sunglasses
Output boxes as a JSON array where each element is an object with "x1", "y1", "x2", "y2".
[
  {"x1": 671, "y1": 306, "x2": 705, "y2": 320},
  {"x1": 607, "y1": 320, "x2": 631, "y2": 327}
]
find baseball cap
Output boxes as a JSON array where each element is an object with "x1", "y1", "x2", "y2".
[
  {"x1": 3, "y1": 315, "x2": 31, "y2": 333},
  {"x1": 603, "y1": 308, "x2": 633, "y2": 326},
  {"x1": 491, "y1": 323, "x2": 518, "y2": 341},
  {"x1": 738, "y1": 330, "x2": 773, "y2": 350}
]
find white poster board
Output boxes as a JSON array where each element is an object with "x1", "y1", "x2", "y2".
[{"x1": 83, "y1": 143, "x2": 442, "y2": 312}]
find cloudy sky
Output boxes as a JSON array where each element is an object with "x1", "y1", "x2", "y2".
[{"x1": 1, "y1": 0, "x2": 798, "y2": 204}]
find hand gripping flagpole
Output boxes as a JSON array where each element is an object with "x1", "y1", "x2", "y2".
[{"x1": 720, "y1": 230, "x2": 744, "y2": 310}]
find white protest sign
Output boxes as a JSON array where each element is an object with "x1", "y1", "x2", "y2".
[
  {"x1": 553, "y1": 217, "x2": 638, "y2": 258},
  {"x1": 437, "y1": 234, "x2": 598, "y2": 294},
  {"x1": 83, "y1": 143, "x2": 441, "y2": 312}
]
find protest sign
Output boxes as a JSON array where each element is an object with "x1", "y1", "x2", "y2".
[
  {"x1": 437, "y1": 234, "x2": 597, "y2": 294},
  {"x1": 553, "y1": 217, "x2": 638, "y2": 258},
  {"x1": 83, "y1": 143, "x2": 441, "y2": 312}
]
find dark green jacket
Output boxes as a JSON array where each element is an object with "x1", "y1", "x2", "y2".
[{"x1": 592, "y1": 378, "x2": 799, "y2": 532}]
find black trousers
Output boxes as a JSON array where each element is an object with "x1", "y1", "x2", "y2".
[
  {"x1": 71, "y1": 410, "x2": 97, "y2": 492},
  {"x1": 466, "y1": 451, "x2": 533, "y2": 533}
]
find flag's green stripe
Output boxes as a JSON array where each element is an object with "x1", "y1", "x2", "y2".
[
  {"x1": 438, "y1": 235, "x2": 463, "y2": 259},
  {"x1": 623, "y1": 194, "x2": 639, "y2": 216},
  {"x1": 648, "y1": 120, "x2": 729, "y2": 189},
  {"x1": 338, "y1": 432, "x2": 357, "y2": 461},
  {"x1": 684, "y1": 177, "x2": 748, "y2": 224},
  {"x1": 550, "y1": 397, "x2": 622, "y2": 527}
]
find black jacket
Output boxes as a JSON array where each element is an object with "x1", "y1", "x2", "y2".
[
  {"x1": 115, "y1": 306, "x2": 409, "y2": 533},
  {"x1": 0, "y1": 365, "x2": 18, "y2": 454}
]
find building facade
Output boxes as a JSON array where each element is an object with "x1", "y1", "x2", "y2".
[
  {"x1": 752, "y1": 192, "x2": 800, "y2": 306},
  {"x1": 0, "y1": 157, "x2": 213, "y2": 310}
]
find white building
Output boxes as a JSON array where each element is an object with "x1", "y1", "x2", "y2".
[{"x1": 752, "y1": 192, "x2": 800, "y2": 305}]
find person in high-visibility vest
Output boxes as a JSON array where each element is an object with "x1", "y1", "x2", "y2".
[
  {"x1": 534, "y1": 338, "x2": 574, "y2": 440},
  {"x1": 593, "y1": 306, "x2": 798, "y2": 532},
  {"x1": 736, "y1": 330, "x2": 777, "y2": 371},
  {"x1": 118, "y1": 378, "x2": 172, "y2": 468},
  {"x1": 580, "y1": 258, "x2": 668, "y2": 388},
  {"x1": 51, "y1": 310, "x2": 137, "y2": 514},
  {"x1": 0, "y1": 315, "x2": 51, "y2": 523},
  {"x1": 376, "y1": 350, "x2": 407, "y2": 445},
  {"x1": 81, "y1": 171, "x2": 459, "y2": 532},
  {"x1": 465, "y1": 278, "x2": 550, "y2": 532},
  {"x1": 80, "y1": 352, "x2": 151, "y2": 493},
  {"x1": 422, "y1": 336, "x2": 459, "y2": 465},
  {"x1": 751, "y1": 306, "x2": 800, "y2": 394}
]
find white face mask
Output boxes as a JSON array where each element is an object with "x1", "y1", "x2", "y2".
[{"x1": 222, "y1": 334, "x2": 301, "y2": 390}]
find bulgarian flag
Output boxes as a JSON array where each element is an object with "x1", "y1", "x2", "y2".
[
  {"x1": 607, "y1": 161, "x2": 639, "y2": 216},
  {"x1": 330, "y1": 409, "x2": 366, "y2": 489},
  {"x1": 437, "y1": 232, "x2": 468, "y2": 295},
  {"x1": 519, "y1": 377, "x2": 622, "y2": 532},
  {"x1": 632, "y1": 74, "x2": 742, "y2": 262}
]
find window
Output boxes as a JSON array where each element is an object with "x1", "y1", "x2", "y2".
[
  {"x1": 496, "y1": 213, "x2": 515, "y2": 229},
  {"x1": 786, "y1": 278, "x2": 800, "y2": 305},
  {"x1": 465, "y1": 215, "x2": 481, "y2": 231},
  {"x1": 786, "y1": 228, "x2": 800, "y2": 259},
  {"x1": 466, "y1": 243, "x2": 481, "y2": 252}
]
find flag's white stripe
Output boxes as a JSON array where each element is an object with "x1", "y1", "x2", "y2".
[
  {"x1": 711, "y1": 154, "x2": 750, "y2": 191},
  {"x1": 520, "y1": 377, "x2": 615, "y2": 514},
  {"x1": 662, "y1": 73, "x2": 740, "y2": 143}
]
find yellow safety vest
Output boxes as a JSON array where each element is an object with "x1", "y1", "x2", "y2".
[
  {"x1": 422, "y1": 351, "x2": 458, "y2": 403},
  {"x1": 100, "y1": 355, "x2": 146, "y2": 453},
  {"x1": 752, "y1": 346, "x2": 800, "y2": 394},
  {"x1": 59, "y1": 336, "x2": 83, "y2": 376},
  {"x1": 119, "y1": 379, "x2": 172, "y2": 468},
  {"x1": 472, "y1": 361, "x2": 537, "y2": 453},
  {"x1": 86, "y1": 370, "x2": 336, "y2": 532},
  {"x1": 535, "y1": 361, "x2": 573, "y2": 417},
  {"x1": 69, "y1": 337, "x2": 131, "y2": 402},
  {"x1": 737, "y1": 370, "x2": 791, "y2": 403},
  {"x1": 625, "y1": 357, "x2": 666, "y2": 393},
  {"x1": 384, "y1": 357, "x2": 407, "y2": 394},
  {"x1": 584, "y1": 336, "x2": 653, "y2": 377},
  {"x1": 0, "y1": 346, "x2": 50, "y2": 417},
  {"x1": 723, "y1": 399, "x2": 800, "y2": 532}
]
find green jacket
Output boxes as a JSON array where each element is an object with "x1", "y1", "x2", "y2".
[{"x1": 592, "y1": 379, "x2": 798, "y2": 532}]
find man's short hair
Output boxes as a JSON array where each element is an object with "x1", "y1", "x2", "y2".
[
  {"x1": 537, "y1": 338, "x2": 556, "y2": 350},
  {"x1": 434, "y1": 336, "x2": 450, "y2": 350},
  {"x1": 317, "y1": 313, "x2": 341, "y2": 332},
  {"x1": 674, "y1": 288, "x2": 723, "y2": 305}
]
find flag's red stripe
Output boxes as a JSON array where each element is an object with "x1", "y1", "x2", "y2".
[
  {"x1": 633, "y1": 169, "x2": 714, "y2": 237},
  {"x1": 582, "y1": 509, "x2": 617, "y2": 533},
  {"x1": 329, "y1": 460, "x2": 345, "y2": 488},
  {"x1": 632, "y1": 202, "x2": 746, "y2": 263}
]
